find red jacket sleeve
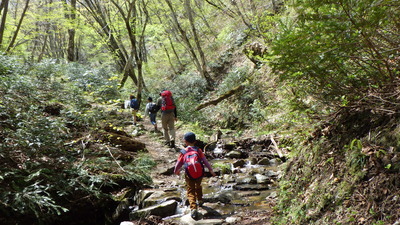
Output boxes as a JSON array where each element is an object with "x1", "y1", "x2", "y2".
[{"x1": 173, "y1": 153, "x2": 185, "y2": 174}]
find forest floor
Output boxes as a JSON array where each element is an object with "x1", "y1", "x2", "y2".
[{"x1": 129, "y1": 118, "x2": 275, "y2": 225}]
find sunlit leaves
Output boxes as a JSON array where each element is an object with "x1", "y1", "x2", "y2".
[{"x1": 267, "y1": 0, "x2": 400, "y2": 104}]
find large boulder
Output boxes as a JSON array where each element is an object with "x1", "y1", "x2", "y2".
[
  {"x1": 136, "y1": 190, "x2": 181, "y2": 209},
  {"x1": 129, "y1": 200, "x2": 178, "y2": 220}
]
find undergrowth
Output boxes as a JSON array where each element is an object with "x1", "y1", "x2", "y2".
[
  {"x1": 274, "y1": 101, "x2": 400, "y2": 225},
  {"x1": 0, "y1": 57, "x2": 155, "y2": 224}
]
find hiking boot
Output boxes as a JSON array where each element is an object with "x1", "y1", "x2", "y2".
[
  {"x1": 198, "y1": 200, "x2": 204, "y2": 207},
  {"x1": 190, "y1": 209, "x2": 198, "y2": 220}
]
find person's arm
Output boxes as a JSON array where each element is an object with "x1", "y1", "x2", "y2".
[
  {"x1": 157, "y1": 98, "x2": 163, "y2": 112},
  {"x1": 174, "y1": 154, "x2": 184, "y2": 175},
  {"x1": 198, "y1": 149, "x2": 216, "y2": 176},
  {"x1": 144, "y1": 103, "x2": 149, "y2": 116},
  {"x1": 201, "y1": 156, "x2": 216, "y2": 176}
]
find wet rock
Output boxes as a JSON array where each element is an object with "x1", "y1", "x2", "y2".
[
  {"x1": 222, "y1": 174, "x2": 236, "y2": 183},
  {"x1": 265, "y1": 170, "x2": 280, "y2": 177},
  {"x1": 198, "y1": 206, "x2": 221, "y2": 217},
  {"x1": 205, "y1": 191, "x2": 233, "y2": 204},
  {"x1": 160, "y1": 166, "x2": 175, "y2": 175},
  {"x1": 212, "y1": 166, "x2": 223, "y2": 176},
  {"x1": 141, "y1": 190, "x2": 178, "y2": 208},
  {"x1": 226, "y1": 150, "x2": 243, "y2": 159},
  {"x1": 226, "y1": 216, "x2": 242, "y2": 224},
  {"x1": 258, "y1": 157, "x2": 271, "y2": 165},
  {"x1": 266, "y1": 191, "x2": 278, "y2": 200},
  {"x1": 269, "y1": 158, "x2": 282, "y2": 165},
  {"x1": 232, "y1": 159, "x2": 246, "y2": 168},
  {"x1": 238, "y1": 191, "x2": 261, "y2": 197},
  {"x1": 180, "y1": 214, "x2": 224, "y2": 224},
  {"x1": 112, "y1": 199, "x2": 131, "y2": 222},
  {"x1": 249, "y1": 157, "x2": 258, "y2": 165},
  {"x1": 135, "y1": 190, "x2": 154, "y2": 207},
  {"x1": 236, "y1": 175, "x2": 257, "y2": 185},
  {"x1": 164, "y1": 187, "x2": 178, "y2": 192},
  {"x1": 129, "y1": 199, "x2": 178, "y2": 220},
  {"x1": 211, "y1": 130, "x2": 222, "y2": 142},
  {"x1": 223, "y1": 143, "x2": 236, "y2": 151},
  {"x1": 233, "y1": 184, "x2": 270, "y2": 191},
  {"x1": 254, "y1": 174, "x2": 271, "y2": 184},
  {"x1": 248, "y1": 167, "x2": 266, "y2": 175},
  {"x1": 120, "y1": 222, "x2": 134, "y2": 225},
  {"x1": 205, "y1": 142, "x2": 217, "y2": 152},
  {"x1": 251, "y1": 144, "x2": 263, "y2": 152}
]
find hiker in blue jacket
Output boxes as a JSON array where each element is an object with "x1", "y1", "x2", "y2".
[
  {"x1": 144, "y1": 97, "x2": 159, "y2": 131},
  {"x1": 130, "y1": 95, "x2": 140, "y2": 126}
]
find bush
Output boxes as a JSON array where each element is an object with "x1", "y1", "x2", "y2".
[{"x1": 0, "y1": 56, "x2": 153, "y2": 224}]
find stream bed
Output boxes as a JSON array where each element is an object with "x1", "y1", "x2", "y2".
[{"x1": 123, "y1": 137, "x2": 283, "y2": 225}]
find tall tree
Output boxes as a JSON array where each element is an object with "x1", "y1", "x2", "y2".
[
  {"x1": 110, "y1": 0, "x2": 150, "y2": 102},
  {"x1": 0, "y1": 0, "x2": 9, "y2": 49},
  {"x1": 65, "y1": 0, "x2": 77, "y2": 62},
  {"x1": 78, "y1": 0, "x2": 150, "y2": 103},
  {"x1": 78, "y1": 0, "x2": 137, "y2": 85},
  {"x1": 164, "y1": 0, "x2": 214, "y2": 89},
  {"x1": 184, "y1": 0, "x2": 214, "y2": 88},
  {"x1": 6, "y1": 0, "x2": 30, "y2": 53}
]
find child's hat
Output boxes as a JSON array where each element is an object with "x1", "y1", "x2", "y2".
[{"x1": 184, "y1": 132, "x2": 196, "y2": 143}]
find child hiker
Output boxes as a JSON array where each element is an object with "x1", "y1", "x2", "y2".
[
  {"x1": 144, "y1": 97, "x2": 159, "y2": 130},
  {"x1": 173, "y1": 132, "x2": 216, "y2": 219}
]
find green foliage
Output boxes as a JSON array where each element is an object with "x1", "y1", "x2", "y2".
[
  {"x1": 266, "y1": 0, "x2": 400, "y2": 105},
  {"x1": 212, "y1": 162, "x2": 232, "y2": 175},
  {"x1": 345, "y1": 139, "x2": 367, "y2": 176},
  {"x1": 154, "y1": 72, "x2": 209, "y2": 124},
  {"x1": 66, "y1": 64, "x2": 121, "y2": 102},
  {"x1": 0, "y1": 56, "x2": 152, "y2": 224}
]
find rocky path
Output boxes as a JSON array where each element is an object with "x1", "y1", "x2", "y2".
[{"x1": 124, "y1": 119, "x2": 277, "y2": 225}]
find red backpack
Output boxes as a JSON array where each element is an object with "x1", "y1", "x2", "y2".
[
  {"x1": 181, "y1": 147, "x2": 204, "y2": 179},
  {"x1": 161, "y1": 90, "x2": 175, "y2": 111}
]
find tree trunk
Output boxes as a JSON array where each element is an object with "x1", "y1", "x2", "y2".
[
  {"x1": 195, "y1": 84, "x2": 245, "y2": 110},
  {"x1": 38, "y1": 35, "x2": 48, "y2": 62},
  {"x1": 184, "y1": 0, "x2": 214, "y2": 89},
  {"x1": 6, "y1": 0, "x2": 30, "y2": 53},
  {"x1": 111, "y1": 0, "x2": 149, "y2": 102},
  {"x1": 0, "y1": 0, "x2": 9, "y2": 49},
  {"x1": 164, "y1": 0, "x2": 214, "y2": 89},
  {"x1": 66, "y1": 0, "x2": 77, "y2": 62},
  {"x1": 78, "y1": 0, "x2": 138, "y2": 88}
]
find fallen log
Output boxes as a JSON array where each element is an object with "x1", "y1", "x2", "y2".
[{"x1": 195, "y1": 84, "x2": 245, "y2": 111}]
